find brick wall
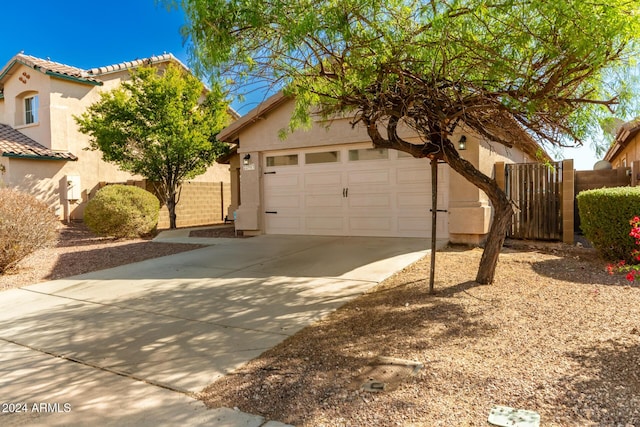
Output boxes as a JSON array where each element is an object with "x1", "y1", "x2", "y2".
[
  {"x1": 574, "y1": 166, "x2": 631, "y2": 232},
  {"x1": 95, "y1": 180, "x2": 231, "y2": 229},
  {"x1": 145, "y1": 181, "x2": 232, "y2": 229}
]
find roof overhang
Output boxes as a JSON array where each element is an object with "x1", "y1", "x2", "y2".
[
  {"x1": 218, "y1": 92, "x2": 289, "y2": 142},
  {"x1": 604, "y1": 119, "x2": 640, "y2": 162},
  {"x1": 2, "y1": 152, "x2": 77, "y2": 161},
  {"x1": 44, "y1": 70, "x2": 103, "y2": 86},
  {"x1": 0, "y1": 57, "x2": 103, "y2": 87},
  {"x1": 216, "y1": 145, "x2": 238, "y2": 164}
]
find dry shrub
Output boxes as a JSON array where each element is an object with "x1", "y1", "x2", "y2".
[{"x1": 0, "y1": 188, "x2": 59, "y2": 273}]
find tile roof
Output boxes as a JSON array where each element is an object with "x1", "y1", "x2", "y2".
[
  {"x1": 87, "y1": 53, "x2": 189, "y2": 76},
  {"x1": 2, "y1": 54, "x2": 103, "y2": 85},
  {"x1": 0, "y1": 53, "x2": 188, "y2": 87},
  {"x1": 0, "y1": 124, "x2": 77, "y2": 161}
]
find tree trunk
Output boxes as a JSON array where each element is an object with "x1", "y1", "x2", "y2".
[
  {"x1": 441, "y1": 140, "x2": 513, "y2": 284},
  {"x1": 365, "y1": 119, "x2": 513, "y2": 284},
  {"x1": 167, "y1": 192, "x2": 178, "y2": 229}
]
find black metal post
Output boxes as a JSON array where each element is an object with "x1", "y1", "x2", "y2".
[{"x1": 429, "y1": 158, "x2": 438, "y2": 294}]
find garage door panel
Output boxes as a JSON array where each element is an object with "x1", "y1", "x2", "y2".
[
  {"x1": 304, "y1": 172, "x2": 342, "y2": 188},
  {"x1": 348, "y1": 193, "x2": 391, "y2": 208},
  {"x1": 265, "y1": 215, "x2": 301, "y2": 233},
  {"x1": 263, "y1": 146, "x2": 449, "y2": 238},
  {"x1": 305, "y1": 194, "x2": 343, "y2": 208},
  {"x1": 265, "y1": 174, "x2": 300, "y2": 190},
  {"x1": 397, "y1": 192, "x2": 430, "y2": 209},
  {"x1": 397, "y1": 167, "x2": 429, "y2": 184},
  {"x1": 348, "y1": 170, "x2": 389, "y2": 185},
  {"x1": 305, "y1": 216, "x2": 344, "y2": 231},
  {"x1": 265, "y1": 195, "x2": 300, "y2": 209}
]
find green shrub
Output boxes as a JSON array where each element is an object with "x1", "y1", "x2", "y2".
[
  {"x1": 577, "y1": 186, "x2": 640, "y2": 261},
  {"x1": 0, "y1": 188, "x2": 59, "y2": 273},
  {"x1": 84, "y1": 185, "x2": 159, "y2": 238}
]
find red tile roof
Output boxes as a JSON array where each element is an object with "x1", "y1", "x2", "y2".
[
  {"x1": 87, "y1": 53, "x2": 189, "y2": 76},
  {"x1": 0, "y1": 124, "x2": 77, "y2": 161},
  {"x1": 0, "y1": 53, "x2": 188, "y2": 87},
  {"x1": 2, "y1": 54, "x2": 103, "y2": 85}
]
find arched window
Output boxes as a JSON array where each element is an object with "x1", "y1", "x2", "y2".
[
  {"x1": 16, "y1": 91, "x2": 39, "y2": 126},
  {"x1": 24, "y1": 95, "x2": 38, "y2": 124}
]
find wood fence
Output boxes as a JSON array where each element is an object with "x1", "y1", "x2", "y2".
[{"x1": 505, "y1": 162, "x2": 563, "y2": 240}]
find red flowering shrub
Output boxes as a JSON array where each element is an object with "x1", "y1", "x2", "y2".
[{"x1": 607, "y1": 216, "x2": 640, "y2": 282}]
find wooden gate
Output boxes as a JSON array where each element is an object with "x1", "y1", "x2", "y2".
[{"x1": 505, "y1": 162, "x2": 563, "y2": 240}]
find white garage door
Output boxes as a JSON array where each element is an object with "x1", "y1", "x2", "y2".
[{"x1": 263, "y1": 145, "x2": 449, "y2": 238}]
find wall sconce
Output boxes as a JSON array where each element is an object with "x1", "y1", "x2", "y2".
[
  {"x1": 458, "y1": 135, "x2": 467, "y2": 151},
  {"x1": 243, "y1": 153, "x2": 251, "y2": 165}
]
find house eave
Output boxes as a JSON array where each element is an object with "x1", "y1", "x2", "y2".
[
  {"x1": 2, "y1": 152, "x2": 77, "y2": 161},
  {"x1": 45, "y1": 70, "x2": 103, "y2": 86},
  {"x1": 218, "y1": 92, "x2": 289, "y2": 142},
  {"x1": 604, "y1": 122, "x2": 640, "y2": 162}
]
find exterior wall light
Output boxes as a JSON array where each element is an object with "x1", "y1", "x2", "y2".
[
  {"x1": 458, "y1": 135, "x2": 467, "y2": 151},
  {"x1": 243, "y1": 153, "x2": 251, "y2": 165}
]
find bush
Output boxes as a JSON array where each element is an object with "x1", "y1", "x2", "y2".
[
  {"x1": 84, "y1": 185, "x2": 160, "y2": 238},
  {"x1": 0, "y1": 188, "x2": 59, "y2": 273},
  {"x1": 577, "y1": 186, "x2": 640, "y2": 261}
]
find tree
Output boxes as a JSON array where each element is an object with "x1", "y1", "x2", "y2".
[
  {"x1": 176, "y1": 0, "x2": 640, "y2": 283},
  {"x1": 76, "y1": 63, "x2": 230, "y2": 229}
]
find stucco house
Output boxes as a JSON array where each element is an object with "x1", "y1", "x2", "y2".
[
  {"x1": 217, "y1": 92, "x2": 546, "y2": 245},
  {"x1": 0, "y1": 53, "x2": 234, "y2": 228},
  {"x1": 604, "y1": 118, "x2": 640, "y2": 168}
]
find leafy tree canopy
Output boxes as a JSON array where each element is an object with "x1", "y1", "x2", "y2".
[
  {"x1": 179, "y1": 0, "x2": 639, "y2": 149},
  {"x1": 76, "y1": 63, "x2": 230, "y2": 228},
  {"x1": 174, "y1": 0, "x2": 640, "y2": 282}
]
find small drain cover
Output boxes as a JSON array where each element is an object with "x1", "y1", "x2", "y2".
[
  {"x1": 354, "y1": 356, "x2": 423, "y2": 392},
  {"x1": 488, "y1": 405, "x2": 540, "y2": 427}
]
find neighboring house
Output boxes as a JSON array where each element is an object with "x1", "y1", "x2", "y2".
[
  {"x1": 0, "y1": 53, "x2": 234, "y2": 228},
  {"x1": 217, "y1": 92, "x2": 546, "y2": 245},
  {"x1": 604, "y1": 118, "x2": 640, "y2": 168}
]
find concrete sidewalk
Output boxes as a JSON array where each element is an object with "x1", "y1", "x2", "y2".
[{"x1": 0, "y1": 232, "x2": 440, "y2": 426}]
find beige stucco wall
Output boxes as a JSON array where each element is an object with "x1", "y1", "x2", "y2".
[
  {"x1": 0, "y1": 61, "x2": 230, "y2": 222},
  {"x1": 3, "y1": 64, "x2": 53, "y2": 147},
  {"x1": 230, "y1": 98, "x2": 535, "y2": 243},
  {"x1": 612, "y1": 133, "x2": 640, "y2": 168},
  {"x1": 447, "y1": 125, "x2": 534, "y2": 244},
  {"x1": 1, "y1": 157, "x2": 68, "y2": 216}
]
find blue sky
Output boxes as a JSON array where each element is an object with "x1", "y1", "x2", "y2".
[
  {"x1": 0, "y1": 0, "x2": 601, "y2": 169},
  {"x1": 0, "y1": 1, "x2": 189, "y2": 71}
]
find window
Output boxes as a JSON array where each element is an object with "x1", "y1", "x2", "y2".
[
  {"x1": 24, "y1": 95, "x2": 38, "y2": 124},
  {"x1": 266, "y1": 154, "x2": 298, "y2": 167},
  {"x1": 348, "y1": 148, "x2": 388, "y2": 161},
  {"x1": 305, "y1": 151, "x2": 339, "y2": 164}
]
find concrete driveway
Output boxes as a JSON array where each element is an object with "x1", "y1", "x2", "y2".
[{"x1": 0, "y1": 234, "x2": 436, "y2": 426}]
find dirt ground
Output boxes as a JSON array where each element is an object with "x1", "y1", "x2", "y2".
[
  {"x1": 199, "y1": 240, "x2": 640, "y2": 427},
  {"x1": 0, "y1": 222, "x2": 205, "y2": 291},
  {"x1": 3, "y1": 224, "x2": 639, "y2": 426}
]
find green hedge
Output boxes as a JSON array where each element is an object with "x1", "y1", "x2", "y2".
[
  {"x1": 577, "y1": 186, "x2": 640, "y2": 262},
  {"x1": 84, "y1": 185, "x2": 160, "y2": 238}
]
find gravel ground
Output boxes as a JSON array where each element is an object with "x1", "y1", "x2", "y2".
[
  {"x1": 3, "y1": 224, "x2": 639, "y2": 426},
  {"x1": 200, "y1": 240, "x2": 640, "y2": 427},
  {"x1": 0, "y1": 222, "x2": 205, "y2": 291}
]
